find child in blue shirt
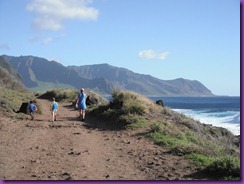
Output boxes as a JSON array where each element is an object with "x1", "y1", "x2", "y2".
[{"x1": 29, "y1": 101, "x2": 37, "y2": 120}]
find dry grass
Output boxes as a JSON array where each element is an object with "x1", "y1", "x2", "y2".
[{"x1": 111, "y1": 89, "x2": 162, "y2": 116}]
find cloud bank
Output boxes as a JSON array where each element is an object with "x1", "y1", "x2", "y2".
[
  {"x1": 139, "y1": 49, "x2": 170, "y2": 60},
  {"x1": 26, "y1": 0, "x2": 99, "y2": 31}
]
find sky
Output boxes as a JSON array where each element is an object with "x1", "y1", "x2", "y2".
[{"x1": 0, "y1": 0, "x2": 240, "y2": 96}]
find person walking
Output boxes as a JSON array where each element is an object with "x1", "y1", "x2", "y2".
[
  {"x1": 76, "y1": 88, "x2": 87, "y2": 122},
  {"x1": 29, "y1": 101, "x2": 38, "y2": 120},
  {"x1": 50, "y1": 97, "x2": 58, "y2": 122}
]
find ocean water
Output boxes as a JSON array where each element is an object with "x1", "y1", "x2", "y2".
[{"x1": 149, "y1": 96, "x2": 240, "y2": 135}]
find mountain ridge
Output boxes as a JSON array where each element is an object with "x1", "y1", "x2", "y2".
[{"x1": 1, "y1": 55, "x2": 214, "y2": 96}]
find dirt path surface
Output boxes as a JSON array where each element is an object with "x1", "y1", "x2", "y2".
[{"x1": 0, "y1": 99, "x2": 205, "y2": 180}]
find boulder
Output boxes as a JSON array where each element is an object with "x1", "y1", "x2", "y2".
[
  {"x1": 156, "y1": 100, "x2": 164, "y2": 107},
  {"x1": 13, "y1": 102, "x2": 29, "y2": 114},
  {"x1": 86, "y1": 95, "x2": 98, "y2": 106}
]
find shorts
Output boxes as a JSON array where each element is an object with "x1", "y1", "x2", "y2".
[{"x1": 52, "y1": 110, "x2": 58, "y2": 115}]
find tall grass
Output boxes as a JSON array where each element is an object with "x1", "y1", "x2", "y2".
[
  {"x1": 111, "y1": 90, "x2": 160, "y2": 115},
  {"x1": 90, "y1": 90, "x2": 161, "y2": 129}
]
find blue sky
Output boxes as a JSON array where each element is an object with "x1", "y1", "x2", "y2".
[{"x1": 0, "y1": 0, "x2": 240, "y2": 96}]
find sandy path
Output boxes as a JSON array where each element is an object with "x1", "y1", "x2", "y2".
[{"x1": 0, "y1": 99, "x2": 203, "y2": 180}]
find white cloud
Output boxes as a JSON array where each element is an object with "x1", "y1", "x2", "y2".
[
  {"x1": 29, "y1": 33, "x2": 66, "y2": 45},
  {"x1": 139, "y1": 49, "x2": 170, "y2": 60},
  {"x1": 26, "y1": 0, "x2": 99, "y2": 31},
  {"x1": 47, "y1": 57, "x2": 63, "y2": 63},
  {"x1": 0, "y1": 44, "x2": 10, "y2": 51}
]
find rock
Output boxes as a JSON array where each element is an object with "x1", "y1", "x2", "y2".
[
  {"x1": 86, "y1": 95, "x2": 99, "y2": 106},
  {"x1": 155, "y1": 100, "x2": 164, "y2": 107},
  {"x1": 62, "y1": 172, "x2": 72, "y2": 180},
  {"x1": 13, "y1": 102, "x2": 29, "y2": 114}
]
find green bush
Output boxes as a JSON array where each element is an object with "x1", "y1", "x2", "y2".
[
  {"x1": 206, "y1": 156, "x2": 240, "y2": 179},
  {"x1": 147, "y1": 127, "x2": 204, "y2": 155},
  {"x1": 111, "y1": 90, "x2": 146, "y2": 115},
  {"x1": 187, "y1": 153, "x2": 215, "y2": 167},
  {"x1": 89, "y1": 90, "x2": 161, "y2": 129},
  {"x1": 187, "y1": 154, "x2": 240, "y2": 179}
]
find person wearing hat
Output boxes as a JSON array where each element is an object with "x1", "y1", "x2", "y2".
[{"x1": 76, "y1": 88, "x2": 87, "y2": 122}]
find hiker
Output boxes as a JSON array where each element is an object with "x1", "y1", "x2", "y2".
[
  {"x1": 50, "y1": 97, "x2": 58, "y2": 122},
  {"x1": 29, "y1": 101, "x2": 38, "y2": 120},
  {"x1": 76, "y1": 88, "x2": 87, "y2": 122}
]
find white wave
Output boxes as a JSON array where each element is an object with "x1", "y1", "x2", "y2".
[{"x1": 173, "y1": 109, "x2": 240, "y2": 135}]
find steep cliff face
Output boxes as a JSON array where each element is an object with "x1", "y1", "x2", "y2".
[{"x1": 2, "y1": 55, "x2": 214, "y2": 96}]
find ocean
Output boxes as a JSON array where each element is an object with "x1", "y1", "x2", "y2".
[{"x1": 149, "y1": 96, "x2": 240, "y2": 136}]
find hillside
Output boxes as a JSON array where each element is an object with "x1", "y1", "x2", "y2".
[
  {"x1": 2, "y1": 55, "x2": 214, "y2": 96},
  {"x1": 0, "y1": 56, "x2": 35, "y2": 116}
]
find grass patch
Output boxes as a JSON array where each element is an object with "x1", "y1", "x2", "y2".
[
  {"x1": 187, "y1": 153, "x2": 240, "y2": 180},
  {"x1": 89, "y1": 90, "x2": 161, "y2": 129},
  {"x1": 187, "y1": 153, "x2": 215, "y2": 167},
  {"x1": 147, "y1": 131, "x2": 200, "y2": 155},
  {"x1": 124, "y1": 115, "x2": 148, "y2": 129},
  {"x1": 39, "y1": 88, "x2": 79, "y2": 102},
  {"x1": 206, "y1": 156, "x2": 240, "y2": 180},
  {"x1": 111, "y1": 90, "x2": 160, "y2": 115}
]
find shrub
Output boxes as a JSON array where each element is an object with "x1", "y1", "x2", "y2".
[
  {"x1": 186, "y1": 153, "x2": 215, "y2": 167},
  {"x1": 147, "y1": 127, "x2": 204, "y2": 155},
  {"x1": 150, "y1": 121, "x2": 169, "y2": 133},
  {"x1": 39, "y1": 88, "x2": 79, "y2": 102},
  {"x1": 89, "y1": 90, "x2": 161, "y2": 129},
  {"x1": 110, "y1": 90, "x2": 160, "y2": 115},
  {"x1": 205, "y1": 156, "x2": 240, "y2": 179}
]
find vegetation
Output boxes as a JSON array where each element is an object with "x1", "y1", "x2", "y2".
[
  {"x1": 39, "y1": 88, "x2": 108, "y2": 107},
  {"x1": 39, "y1": 88, "x2": 79, "y2": 102},
  {"x1": 89, "y1": 90, "x2": 240, "y2": 180},
  {"x1": 89, "y1": 90, "x2": 160, "y2": 128},
  {"x1": 146, "y1": 117, "x2": 240, "y2": 179},
  {"x1": 0, "y1": 66, "x2": 36, "y2": 117}
]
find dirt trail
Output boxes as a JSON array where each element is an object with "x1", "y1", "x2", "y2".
[{"x1": 0, "y1": 99, "x2": 204, "y2": 180}]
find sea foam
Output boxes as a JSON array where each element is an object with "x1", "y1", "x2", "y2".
[{"x1": 173, "y1": 109, "x2": 240, "y2": 135}]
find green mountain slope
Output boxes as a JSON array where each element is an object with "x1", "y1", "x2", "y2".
[
  {"x1": 2, "y1": 55, "x2": 214, "y2": 96},
  {"x1": 69, "y1": 63, "x2": 214, "y2": 96}
]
